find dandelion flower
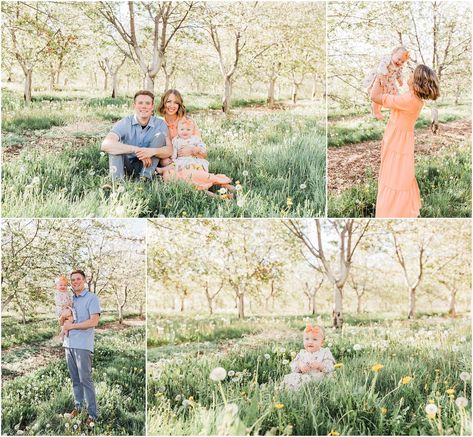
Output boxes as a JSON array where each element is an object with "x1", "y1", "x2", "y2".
[
  {"x1": 264, "y1": 353, "x2": 271, "y2": 359},
  {"x1": 228, "y1": 370, "x2": 235, "y2": 377},
  {"x1": 401, "y1": 376, "x2": 413, "y2": 385},
  {"x1": 371, "y1": 363, "x2": 384, "y2": 372},
  {"x1": 110, "y1": 165, "x2": 118, "y2": 173},
  {"x1": 328, "y1": 431, "x2": 340, "y2": 436},
  {"x1": 381, "y1": 407, "x2": 387, "y2": 415},
  {"x1": 219, "y1": 187, "x2": 227, "y2": 195},
  {"x1": 300, "y1": 183, "x2": 307, "y2": 189},
  {"x1": 460, "y1": 372, "x2": 470, "y2": 381},
  {"x1": 117, "y1": 185, "x2": 125, "y2": 193},
  {"x1": 275, "y1": 402, "x2": 284, "y2": 410},
  {"x1": 353, "y1": 344, "x2": 363, "y2": 351},
  {"x1": 31, "y1": 176, "x2": 40, "y2": 185},
  {"x1": 282, "y1": 359, "x2": 289, "y2": 365},
  {"x1": 100, "y1": 151, "x2": 105, "y2": 157},
  {"x1": 235, "y1": 184, "x2": 243, "y2": 192},
  {"x1": 247, "y1": 150, "x2": 253, "y2": 155},
  {"x1": 182, "y1": 399, "x2": 190, "y2": 408},
  {"x1": 209, "y1": 367, "x2": 227, "y2": 381},
  {"x1": 335, "y1": 363, "x2": 344, "y2": 369},
  {"x1": 242, "y1": 170, "x2": 249, "y2": 177},
  {"x1": 425, "y1": 404, "x2": 438, "y2": 419},
  {"x1": 455, "y1": 397, "x2": 468, "y2": 407},
  {"x1": 89, "y1": 421, "x2": 94, "y2": 428},
  {"x1": 446, "y1": 388, "x2": 455, "y2": 395},
  {"x1": 452, "y1": 345, "x2": 459, "y2": 352},
  {"x1": 286, "y1": 197, "x2": 293, "y2": 207},
  {"x1": 115, "y1": 206, "x2": 125, "y2": 216}
]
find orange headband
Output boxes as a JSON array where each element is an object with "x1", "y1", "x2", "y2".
[{"x1": 304, "y1": 324, "x2": 320, "y2": 336}]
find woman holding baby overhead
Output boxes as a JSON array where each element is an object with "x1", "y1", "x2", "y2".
[
  {"x1": 156, "y1": 89, "x2": 234, "y2": 197},
  {"x1": 370, "y1": 62, "x2": 440, "y2": 218}
]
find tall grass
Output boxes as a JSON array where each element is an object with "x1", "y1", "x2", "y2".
[
  {"x1": 2, "y1": 111, "x2": 325, "y2": 217},
  {"x1": 147, "y1": 314, "x2": 471, "y2": 436}
]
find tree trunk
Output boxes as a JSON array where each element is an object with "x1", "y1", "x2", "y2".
[
  {"x1": 144, "y1": 73, "x2": 154, "y2": 92},
  {"x1": 332, "y1": 285, "x2": 343, "y2": 328},
  {"x1": 118, "y1": 304, "x2": 123, "y2": 323},
  {"x1": 111, "y1": 73, "x2": 119, "y2": 98},
  {"x1": 49, "y1": 71, "x2": 55, "y2": 91},
  {"x1": 311, "y1": 295, "x2": 316, "y2": 315},
  {"x1": 291, "y1": 82, "x2": 299, "y2": 104},
  {"x1": 267, "y1": 77, "x2": 276, "y2": 108},
  {"x1": 164, "y1": 73, "x2": 171, "y2": 92},
  {"x1": 222, "y1": 76, "x2": 231, "y2": 113},
  {"x1": 103, "y1": 72, "x2": 108, "y2": 91},
  {"x1": 24, "y1": 69, "x2": 33, "y2": 104},
  {"x1": 448, "y1": 289, "x2": 457, "y2": 318},
  {"x1": 238, "y1": 292, "x2": 245, "y2": 319},
  {"x1": 356, "y1": 294, "x2": 362, "y2": 314},
  {"x1": 311, "y1": 73, "x2": 317, "y2": 100},
  {"x1": 407, "y1": 287, "x2": 416, "y2": 319},
  {"x1": 206, "y1": 295, "x2": 214, "y2": 315},
  {"x1": 180, "y1": 295, "x2": 185, "y2": 312}
]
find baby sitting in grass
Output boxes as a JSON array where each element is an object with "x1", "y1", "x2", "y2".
[{"x1": 282, "y1": 324, "x2": 335, "y2": 390}]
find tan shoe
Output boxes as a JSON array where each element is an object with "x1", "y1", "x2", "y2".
[{"x1": 64, "y1": 408, "x2": 79, "y2": 419}]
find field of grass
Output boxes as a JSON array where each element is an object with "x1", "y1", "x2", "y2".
[
  {"x1": 147, "y1": 313, "x2": 471, "y2": 435},
  {"x1": 1, "y1": 89, "x2": 325, "y2": 218},
  {"x1": 1, "y1": 314, "x2": 146, "y2": 436}
]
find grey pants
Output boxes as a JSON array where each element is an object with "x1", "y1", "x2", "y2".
[
  {"x1": 65, "y1": 348, "x2": 97, "y2": 419},
  {"x1": 108, "y1": 154, "x2": 159, "y2": 181}
]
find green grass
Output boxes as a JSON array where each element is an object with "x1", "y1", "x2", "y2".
[
  {"x1": 1, "y1": 312, "x2": 138, "y2": 350},
  {"x1": 147, "y1": 314, "x2": 471, "y2": 435},
  {"x1": 1, "y1": 320, "x2": 145, "y2": 435},
  {"x1": 328, "y1": 144, "x2": 471, "y2": 217},
  {"x1": 2, "y1": 111, "x2": 325, "y2": 217},
  {"x1": 328, "y1": 112, "x2": 464, "y2": 148}
]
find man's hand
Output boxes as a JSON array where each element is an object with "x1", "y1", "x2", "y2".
[
  {"x1": 177, "y1": 146, "x2": 195, "y2": 158},
  {"x1": 63, "y1": 321, "x2": 74, "y2": 330},
  {"x1": 141, "y1": 157, "x2": 152, "y2": 167},
  {"x1": 135, "y1": 148, "x2": 156, "y2": 160}
]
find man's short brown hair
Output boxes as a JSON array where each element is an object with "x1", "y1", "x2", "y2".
[
  {"x1": 133, "y1": 90, "x2": 155, "y2": 102},
  {"x1": 70, "y1": 269, "x2": 86, "y2": 279}
]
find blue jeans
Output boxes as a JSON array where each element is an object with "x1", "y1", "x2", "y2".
[
  {"x1": 65, "y1": 348, "x2": 97, "y2": 419},
  {"x1": 108, "y1": 154, "x2": 159, "y2": 181}
]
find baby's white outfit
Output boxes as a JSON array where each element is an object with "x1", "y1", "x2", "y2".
[{"x1": 282, "y1": 347, "x2": 335, "y2": 390}]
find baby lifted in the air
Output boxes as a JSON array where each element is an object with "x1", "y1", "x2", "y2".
[
  {"x1": 282, "y1": 324, "x2": 335, "y2": 390},
  {"x1": 363, "y1": 46, "x2": 410, "y2": 119}
]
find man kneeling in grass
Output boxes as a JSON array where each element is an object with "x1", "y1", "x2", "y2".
[
  {"x1": 101, "y1": 90, "x2": 172, "y2": 181},
  {"x1": 62, "y1": 270, "x2": 101, "y2": 427}
]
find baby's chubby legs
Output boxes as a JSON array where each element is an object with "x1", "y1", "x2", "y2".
[
  {"x1": 372, "y1": 101, "x2": 384, "y2": 120},
  {"x1": 156, "y1": 158, "x2": 174, "y2": 175},
  {"x1": 59, "y1": 308, "x2": 74, "y2": 341}
]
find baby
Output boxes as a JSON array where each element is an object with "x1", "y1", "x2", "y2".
[
  {"x1": 282, "y1": 324, "x2": 335, "y2": 390},
  {"x1": 54, "y1": 275, "x2": 74, "y2": 341},
  {"x1": 363, "y1": 46, "x2": 410, "y2": 119},
  {"x1": 157, "y1": 118, "x2": 209, "y2": 174},
  {"x1": 157, "y1": 118, "x2": 234, "y2": 196}
]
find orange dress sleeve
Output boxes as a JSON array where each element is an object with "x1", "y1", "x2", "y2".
[{"x1": 382, "y1": 92, "x2": 417, "y2": 112}]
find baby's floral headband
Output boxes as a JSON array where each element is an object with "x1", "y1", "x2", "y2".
[{"x1": 402, "y1": 51, "x2": 410, "y2": 62}]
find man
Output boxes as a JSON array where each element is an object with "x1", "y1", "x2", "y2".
[
  {"x1": 62, "y1": 270, "x2": 101, "y2": 426},
  {"x1": 101, "y1": 90, "x2": 172, "y2": 181}
]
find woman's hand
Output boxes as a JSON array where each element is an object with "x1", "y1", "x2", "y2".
[{"x1": 177, "y1": 146, "x2": 195, "y2": 158}]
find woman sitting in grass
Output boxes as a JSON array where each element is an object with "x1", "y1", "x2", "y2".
[
  {"x1": 282, "y1": 324, "x2": 335, "y2": 390},
  {"x1": 156, "y1": 89, "x2": 235, "y2": 198}
]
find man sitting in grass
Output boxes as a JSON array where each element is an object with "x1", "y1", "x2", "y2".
[
  {"x1": 62, "y1": 270, "x2": 101, "y2": 427},
  {"x1": 101, "y1": 90, "x2": 172, "y2": 181}
]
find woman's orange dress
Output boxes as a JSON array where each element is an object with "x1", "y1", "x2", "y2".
[
  {"x1": 162, "y1": 117, "x2": 231, "y2": 190},
  {"x1": 375, "y1": 91, "x2": 424, "y2": 218}
]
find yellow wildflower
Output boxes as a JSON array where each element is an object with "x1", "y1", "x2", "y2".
[
  {"x1": 401, "y1": 376, "x2": 413, "y2": 385},
  {"x1": 446, "y1": 388, "x2": 455, "y2": 395},
  {"x1": 328, "y1": 431, "x2": 340, "y2": 436},
  {"x1": 371, "y1": 363, "x2": 384, "y2": 372},
  {"x1": 381, "y1": 407, "x2": 387, "y2": 415},
  {"x1": 334, "y1": 363, "x2": 344, "y2": 369},
  {"x1": 274, "y1": 402, "x2": 284, "y2": 410}
]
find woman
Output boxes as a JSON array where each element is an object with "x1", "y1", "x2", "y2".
[
  {"x1": 157, "y1": 89, "x2": 233, "y2": 195},
  {"x1": 370, "y1": 64, "x2": 440, "y2": 217}
]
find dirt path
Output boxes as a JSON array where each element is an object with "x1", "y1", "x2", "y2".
[
  {"x1": 1, "y1": 318, "x2": 144, "y2": 382},
  {"x1": 328, "y1": 119, "x2": 471, "y2": 193}
]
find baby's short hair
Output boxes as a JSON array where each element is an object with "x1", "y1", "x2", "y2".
[
  {"x1": 177, "y1": 117, "x2": 195, "y2": 130},
  {"x1": 55, "y1": 275, "x2": 69, "y2": 285}
]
